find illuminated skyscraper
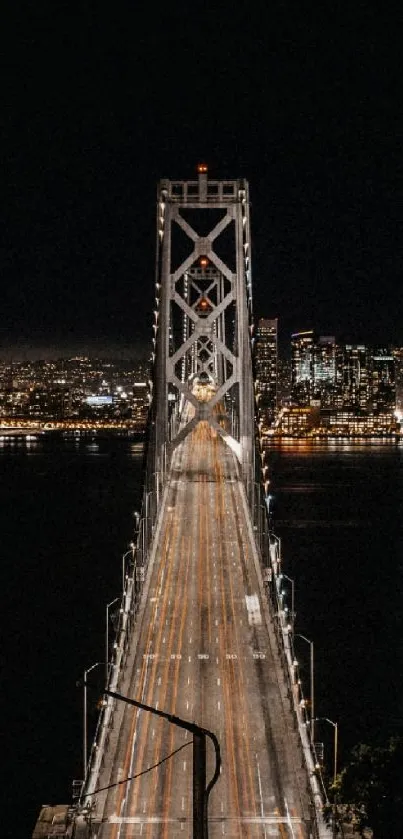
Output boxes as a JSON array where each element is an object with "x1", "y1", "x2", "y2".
[
  {"x1": 291, "y1": 331, "x2": 314, "y2": 406},
  {"x1": 336, "y1": 344, "x2": 371, "y2": 410},
  {"x1": 312, "y1": 336, "x2": 336, "y2": 405},
  {"x1": 392, "y1": 347, "x2": 403, "y2": 413},
  {"x1": 254, "y1": 318, "x2": 278, "y2": 427},
  {"x1": 370, "y1": 348, "x2": 396, "y2": 414}
]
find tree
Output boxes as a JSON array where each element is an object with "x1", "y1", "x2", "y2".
[{"x1": 334, "y1": 735, "x2": 403, "y2": 838}]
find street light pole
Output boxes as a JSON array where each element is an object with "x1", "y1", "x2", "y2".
[
  {"x1": 122, "y1": 543, "x2": 135, "y2": 592},
  {"x1": 295, "y1": 634, "x2": 315, "y2": 742},
  {"x1": 83, "y1": 662, "x2": 101, "y2": 780},
  {"x1": 104, "y1": 688, "x2": 221, "y2": 839},
  {"x1": 106, "y1": 597, "x2": 120, "y2": 683}
]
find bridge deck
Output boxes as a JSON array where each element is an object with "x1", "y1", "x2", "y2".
[{"x1": 94, "y1": 423, "x2": 311, "y2": 838}]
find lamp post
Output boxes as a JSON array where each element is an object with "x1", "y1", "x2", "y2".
[
  {"x1": 279, "y1": 573, "x2": 295, "y2": 634},
  {"x1": 104, "y1": 688, "x2": 221, "y2": 839},
  {"x1": 83, "y1": 662, "x2": 102, "y2": 780},
  {"x1": 295, "y1": 634, "x2": 315, "y2": 742},
  {"x1": 314, "y1": 717, "x2": 338, "y2": 784},
  {"x1": 106, "y1": 597, "x2": 120, "y2": 683},
  {"x1": 122, "y1": 543, "x2": 135, "y2": 592}
]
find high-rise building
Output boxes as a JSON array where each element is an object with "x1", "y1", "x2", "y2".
[
  {"x1": 370, "y1": 348, "x2": 396, "y2": 414},
  {"x1": 312, "y1": 336, "x2": 336, "y2": 406},
  {"x1": 336, "y1": 344, "x2": 371, "y2": 410},
  {"x1": 254, "y1": 318, "x2": 278, "y2": 427},
  {"x1": 392, "y1": 347, "x2": 403, "y2": 414},
  {"x1": 291, "y1": 331, "x2": 314, "y2": 406}
]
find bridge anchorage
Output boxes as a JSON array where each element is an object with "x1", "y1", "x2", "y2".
[{"x1": 33, "y1": 168, "x2": 333, "y2": 839}]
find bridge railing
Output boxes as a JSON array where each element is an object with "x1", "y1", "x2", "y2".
[
  {"x1": 248, "y1": 450, "x2": 332, "y2": 837},
  {"x1": 77, "y1": 433, "x2": 170, "y2": 815}
]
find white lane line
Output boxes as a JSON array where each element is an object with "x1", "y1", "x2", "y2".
[
  {"x1": 183, "y1": 761, "x2": 187, "y2": 772},
  {"x1": 256, "y1": 755, "x2": 265, "y2": 819},
  {"x1": 181, "y1": 796, "x2": 185, "y2": 811},
  {"x1": 284, "y1": 797, "x2": 296, "y2": 838},
  {"x1": 217, "y1": 678, "x2": 221, "y2": 686}
]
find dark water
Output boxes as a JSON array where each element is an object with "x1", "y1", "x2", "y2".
[
  {"x1": 267, "y1": 439, "x2": 403, "y2": 765},
  {"x1": 1, "y1": 432, "x2": 144, "y2": 839},
  {"x1": 1, "y1": 434, "x2": 402, "y2": 837}
]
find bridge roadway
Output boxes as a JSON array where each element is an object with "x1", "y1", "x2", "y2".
[{"x1": 93, "y1": 422, "x2": 312, "y2": 838}]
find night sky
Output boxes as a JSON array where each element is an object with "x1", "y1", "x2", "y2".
[{"x1": 3, "y1": 2, "x2": 402, "y2": 357}]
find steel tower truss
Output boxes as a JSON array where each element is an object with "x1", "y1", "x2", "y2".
[{"x1": 153, "y1": 169, "x2": 255, "y2": 492}]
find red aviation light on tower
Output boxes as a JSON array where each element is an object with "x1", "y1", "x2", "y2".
[
  {"x1": 199, "y1": 256, "x2": 209, "y2": 268},
  {"x1": 195, "y1": 296, "x2": 213, "y2": 316},
  {"x1": 197, "y1": 163, "x2": 208, "y2": 174}
]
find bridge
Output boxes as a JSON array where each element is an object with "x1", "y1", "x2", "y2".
[{"x1": 33, "y1": 169, "x2": 332, "y2": 839}]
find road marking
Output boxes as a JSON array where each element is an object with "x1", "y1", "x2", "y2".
[{"x1": 245, "y1": 593, "x2": 262, "y2": 626}]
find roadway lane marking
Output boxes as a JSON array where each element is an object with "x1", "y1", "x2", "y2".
[{"x1": 245, "y1": 593, "x2": 262, "y2": 626}]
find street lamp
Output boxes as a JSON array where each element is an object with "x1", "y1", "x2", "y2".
[
  {"x1": 122, "y1": 543, "x2": 135, "y2": 592},
  {"x1": 104, "y1": 688, "x2": 221, "y2": 839},
  {"x1": 314, "y1": 717, "x2": 338, "y2": 785},
  {"x1": 83, "y1": 662, "x2": 102, "y2": 780},
  {"x1": 279, "y1": 573, "x2": 295, "y2": 634},
  {"x1": 106, "y1": 597, "x2": 120, "y2": 683},
  {"x1": 295, "y1": 634, "x2": 315, "y2": 742}
]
